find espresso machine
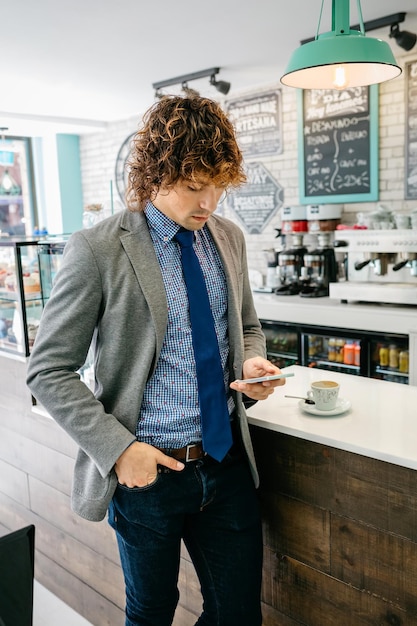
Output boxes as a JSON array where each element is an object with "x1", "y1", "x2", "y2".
[
  {"x1": 274, "y1": 206, "x2": 309, "y2": 295},
  {"x1": 329, "y1": 230, "x2": 417, "y2": 305},
  {"x1": 276, "y1": 235, "x2": 308, "y2": 295},
  {"x1": 269, "y1": 204, "x2": 343, "y2": 297},
  {"x1": 299, "y1": 233, "x2": 339, "y2": 297},
  {"x1": 297, "y1": 204, "x2": 342, "y2": 298}
]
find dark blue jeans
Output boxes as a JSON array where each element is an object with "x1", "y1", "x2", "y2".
[{"x1": 108, "y1": 446, "x2": 263, "y2": 626}]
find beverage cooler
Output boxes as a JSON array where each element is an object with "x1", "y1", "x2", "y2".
[
  {"x1": 260, "y1": 321, "x2": 410, "y2": 385},
  {"x1": 261, "y1": 320, "x2": 300, "y2": 369}
]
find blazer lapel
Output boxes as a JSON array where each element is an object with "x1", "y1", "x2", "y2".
[
  {"x1": 119, "y1": 211, "x2": 168, "y2": 359},
  {"x1": 207, "y1": 217, "x2": 239, "y2": 294}
]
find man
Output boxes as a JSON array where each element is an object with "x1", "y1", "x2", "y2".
[{"x1": 27, "y1": 94, "x2": 286, "y2": 626}]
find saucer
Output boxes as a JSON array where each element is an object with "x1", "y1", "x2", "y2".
[{"x1": 298, "y1": 397, "x2": 351, "y2": 417}]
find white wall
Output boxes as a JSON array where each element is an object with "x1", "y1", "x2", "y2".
[{"x1": 79, "y1": 49, "x2": 417, "y2": 280}]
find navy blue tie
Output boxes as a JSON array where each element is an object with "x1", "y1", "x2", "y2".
[{"x1": 175, "y1": 228, "x2": 233, "y2": 462}]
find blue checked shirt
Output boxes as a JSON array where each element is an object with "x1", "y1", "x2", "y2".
[{"x1": 136, "y1": 202, "x2": 232, "y2": 448}]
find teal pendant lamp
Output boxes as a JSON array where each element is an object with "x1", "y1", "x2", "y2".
[{"x1": 281, "y1": 0, "x2": 402, "y2": 89}]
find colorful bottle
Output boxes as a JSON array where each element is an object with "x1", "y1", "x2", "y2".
[
  {"x1": 328, "y1": 337, "x2": 336, "y2": 362},
  {"x1": 399, "y1": 350, "x2": 409, "y2": 374},
  {"x1": 389, "y1": 344, "x2": 399, "y2": 370},
  {"x1": 335, "y1": 338, "x2": 345, "y2": 363},
  {"x1": 379, "y1": 345, "x2": 389, "y2": 368},
  {"x1": 343, "y1": 341, "x2": 354, "y2": 365},
  {"x1": 354, "y1": 341, "x2": 361, "y2": 367}
]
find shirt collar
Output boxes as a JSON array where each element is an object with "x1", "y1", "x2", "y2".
[
  {"x1": 144, "y1": 201, "x2": 208, "y2": 243},
  {"x1": 144, "y1": 201, "x2": 180, "y2": 244}
]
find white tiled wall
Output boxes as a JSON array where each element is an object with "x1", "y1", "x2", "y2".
[{"x1": 79, "y1": 51, "x2": 417, "y2": 277}]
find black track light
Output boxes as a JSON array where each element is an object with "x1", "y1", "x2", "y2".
[
  {"x1": 152, "y1": 67, "x2": 231, "y2": 99},
  {"x1": 210, "y1": 75, "x2": 231, "y2": 95},
  {"x1": 389, "y1": 23, "x2": 417, "y2": 51}
]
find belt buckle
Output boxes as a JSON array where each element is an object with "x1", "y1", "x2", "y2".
[{"x1": 185, "y1": 443, "x2": 200, "y2": 462}]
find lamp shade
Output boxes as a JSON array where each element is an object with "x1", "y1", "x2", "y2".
[{"x1": 281, "y1": 31, "x2": 401, "y2": 89}]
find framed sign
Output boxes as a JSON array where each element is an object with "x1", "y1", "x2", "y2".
[
  {"x1": 298, "y1": 85, "x2": 379, "y2": 204},
  {"x1": 226, "y1": 90, "x2": 283, "y2": 157},
  {"x1": 405, "y1": 60, "x2": 417, "y2": 199}
]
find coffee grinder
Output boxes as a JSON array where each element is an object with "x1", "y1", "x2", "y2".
[
  {"x1": 275, "y1": 206, "x2": 309, "y2": 295},
  {"x1": 276, "y1": 234, "x2": 308, "y2": 295},
  {"x1": 300, "y1": 232, "x2": 339, "y2": 297},
  {"x1": 263, "y1": 248, "x2": 280, "y2": 290}
]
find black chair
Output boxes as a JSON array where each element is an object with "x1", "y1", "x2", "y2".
[{"x1": 0, "y1": 525, "x2": 35, "y2": 626}]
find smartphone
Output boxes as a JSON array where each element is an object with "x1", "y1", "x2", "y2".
[{"x1": 234, "y1": 372, "x2": 295, "y2": 384}]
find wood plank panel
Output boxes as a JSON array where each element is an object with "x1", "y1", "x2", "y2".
[
  {"x1": 28, "y1": 475, "x2": 120, "y2": 565},
  {"x1": 0, "y1": 522, "x2": 11, "y2": 537},
  {"x1": 261, "y1": 491, "x2": 330, "y2": 572},
  {"x1": 0, "y1": 491, "x2": 125, "y2": 608},
  {"x1": 0, "y1": 424, "x2": 74, "y2": 495},
  {"x1": 0, "y1": 457, "x2": 30, "y2": 507},
  {"x1": 0, "y1": 404, "x2": 78, "y2": 458},
  {"x1": 332, "y1": 449, "x2": 417, "y2": 542},
  {"x1": 269, "y1": 555, "x2": 416, "y2": 626},
  {"x1": 261, "y1": 601, "x2": 302, "y2": 626},
  {"x1": 331, "y1": 514, "x2": 417, "y2": 614},
  {"x1": 172, "y1": 604, "x2": 199, "y2": 626},
  {"x1": 0, "y1": 357, "x2": 33, "y2": 407},
  {"x1": 0, "y1": 359, "x2": 77, "y2": 458},
  {"x1": 36, "y1": 551, "x2": 124, "y2": 626},
  {"x1": 251, "y1": 428, "x2": 335, "y2": 509},
  {"x1": 177, "y1": 556, "x2": 202, "y2": 617},
  {"x1": 252, "y1": 426, "x2": 417, "y2": 543}
]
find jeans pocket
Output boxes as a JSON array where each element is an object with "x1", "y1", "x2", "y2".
[{"x1": 117, "y1": 472, "x2": 160, "y2": 492}]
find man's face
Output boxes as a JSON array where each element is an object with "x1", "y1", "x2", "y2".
[{"x1": 152, "y1": 180, "x2": 226, "y2": 231}]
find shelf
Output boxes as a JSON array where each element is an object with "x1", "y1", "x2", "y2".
[
  {"x1": 308, "y1": 359, "x2": 360, "y2": 372},
  {"x1": 375, "y1": 366, "x2": 408, "y2": 379},
  {"x1": 267, "y1": 350, "x2": 298, "y2": 360}
]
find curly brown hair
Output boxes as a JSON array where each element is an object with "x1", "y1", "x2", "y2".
[{"x1": 126, "y1": 94, "x2": 246, "y2": 211}]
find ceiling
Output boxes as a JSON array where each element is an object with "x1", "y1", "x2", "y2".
[{"x1": 3, "y1": 0, "x2": 417, "y2": 135}]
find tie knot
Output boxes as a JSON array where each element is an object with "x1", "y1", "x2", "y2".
[{"x1": 175, "y1": 228, "x2": 194, "y2": 248}]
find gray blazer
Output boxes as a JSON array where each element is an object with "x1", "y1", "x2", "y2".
[{"x1": 26, "y1": 210, "x2": 266, "y2": 521}]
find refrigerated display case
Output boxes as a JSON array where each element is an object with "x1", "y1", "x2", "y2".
[
  {"x1": 260, "y1": 320, "x2": 410, "y2": 385},
  {"x1": 370, "y1": 336, "x2": 409, "y2": 385},
  {"x1": 302, "y1": 327, "x2": 409, "y2": 385},
  {"x1": 0, "y1": 239, "x2": 41, "y2": 356},
  {"x1": 302, "y1": 329, "x2": 364, "y2": 376},
  {"x1": 260, "y1": 320, "x2": 300, "y2": 368},
  {"x1": 37, "y1": 237, "x2": 69, "y2": 303}
]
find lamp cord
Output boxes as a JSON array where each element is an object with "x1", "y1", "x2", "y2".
[
  {"x1": 356, "y1": 0, "x2": 365, "y2": 34},
  {"x1": 315, "y1": 0, "x2": 325, "y2": 40}
]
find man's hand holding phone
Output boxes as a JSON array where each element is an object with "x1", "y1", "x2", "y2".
[{"x1": 230, "y1": 356, "x2": 292, "y2": 401}]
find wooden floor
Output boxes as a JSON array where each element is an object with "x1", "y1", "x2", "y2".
[{"x1": 34, "y1": 581, "x2": 93, "y2": 626}]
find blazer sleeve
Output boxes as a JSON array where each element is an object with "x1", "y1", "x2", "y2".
[{"x1": 26, "y1": 232, "x2": 136, "y2": 478}]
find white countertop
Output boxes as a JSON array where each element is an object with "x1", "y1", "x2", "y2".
[
  {"x1": 253, "y1": 292, "x2": 417, "y2": 335},
  {"x1": 247, "y1": 365, "x2": 417, "y2": 471}
]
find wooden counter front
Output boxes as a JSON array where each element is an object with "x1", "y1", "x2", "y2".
[{"x1": 248, "y1": 366, "x2": 417, "y2": 625}]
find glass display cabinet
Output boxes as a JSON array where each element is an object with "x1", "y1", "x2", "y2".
[
  {"x1": 37, "y1": 237, "x2": 69, "y2": 303},
  {"x1": 0, "y1": 238, "x2": 41, "y2": 356}
]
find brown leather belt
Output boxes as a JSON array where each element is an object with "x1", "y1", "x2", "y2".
[{"x1": 159, "y1": 442, "x2": 207, "y2": 463}]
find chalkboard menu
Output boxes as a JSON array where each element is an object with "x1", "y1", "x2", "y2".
[
  {"x1": 298, "y1": 85, "x2": 379, "y2": 204},
  {"x1": 405, "y1": 61, "x2": 417, "y2": 199}
]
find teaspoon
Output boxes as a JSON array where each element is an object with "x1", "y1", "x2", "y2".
[{"x1": 284, "y1": 394, "x2": 315, "y2": 405}]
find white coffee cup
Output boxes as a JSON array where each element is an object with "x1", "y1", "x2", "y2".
[{"x1": 308, "y1": 380, "x2": 340, "y2": 411}]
